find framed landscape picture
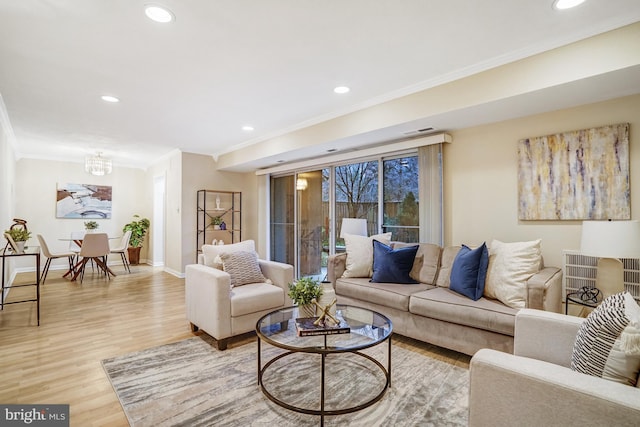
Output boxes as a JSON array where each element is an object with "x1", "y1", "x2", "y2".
[
  {"x1": 517, "y1": 123, "x2": 630, "y2": 220},
  {"x1": 56, "y1": 183, "x2": 112, "y2": 219}
]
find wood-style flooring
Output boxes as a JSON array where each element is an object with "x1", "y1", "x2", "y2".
[{"x1": 0, "y1": 264, "x2": 470, "y2": 426}]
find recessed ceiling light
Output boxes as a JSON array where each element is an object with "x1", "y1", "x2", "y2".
[
  {"x1": 242, "y1": 125, "x2": 254, "y2": 132},
  {"x1": 553, "y1": 0, "x2": 586, "y2": 10},
  {"x1": 145, "y1": 4, "x2": 175, "y2": 23},
  {"x1": 334, "y1": 86, "x2": 350, "y2": 94},
  {"x1": 101, "y1": 95, "x2": 120, "y2": 103}
]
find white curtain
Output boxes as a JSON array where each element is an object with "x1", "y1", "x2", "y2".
[{"x1": 418, "y1": 144, "x2": 443, "y2": 245}]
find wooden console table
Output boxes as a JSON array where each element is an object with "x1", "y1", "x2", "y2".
[{"x1": 1, "y1": 246, "x2": 41, "y2": 325}]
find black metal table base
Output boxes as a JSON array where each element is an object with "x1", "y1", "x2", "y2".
[{"x1": 257, "y1": 336, "x2": 391, "y2": 426}]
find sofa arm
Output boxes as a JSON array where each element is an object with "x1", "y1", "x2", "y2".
[
  {"x1": 327, "y1": 253, "x2": 347, "y2": 285},
  {"x1": 185, "y1": 264, "x2": 232, "y2": 340},
  {"x1": 525, "y1": 266, "x2": 562, "y2": 313},
  {"x1": 259, "y1": 259, "x2": 294, "y2": 307},
  {"x1": 469, "y1": 349, "x2": 640, "y2": 427},
  {"x1": 514, "y1": 309, "x2": 583, "y2": 367}
]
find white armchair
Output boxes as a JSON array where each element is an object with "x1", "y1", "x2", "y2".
[
  {"x1": 185, "y1": 241, "x2": 293, "y2": 350},
  {"x1": 469, "y1": 309, "x2": 640, "y2": 427}
]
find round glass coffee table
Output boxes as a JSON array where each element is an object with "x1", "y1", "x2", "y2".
[{"x1": 256, "y1": 304, "x2": 392, "y2": 425}]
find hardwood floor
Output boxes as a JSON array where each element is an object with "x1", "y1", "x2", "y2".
[
  {"x1": 0, "y1": 265, "x2": 470, "y2": 426},
  {"x1": 0, "y1": 265, "x2": 192, "y2": 426}
]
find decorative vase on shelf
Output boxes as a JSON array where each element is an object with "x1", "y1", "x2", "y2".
[{"x1": 220, "y1": 221, "x2": 226, "y2": 230}]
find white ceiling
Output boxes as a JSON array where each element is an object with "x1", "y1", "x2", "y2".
[{"x1": 1, "y1": 0, "x2": 640, "y2": 171}]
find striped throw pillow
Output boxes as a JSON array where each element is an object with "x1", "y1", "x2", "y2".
[
  {"x1": 220, "y1": 251, "x2": 267, "y2": 287},
  {"x1": 571, "y1": 292, "x2": 640, "y2": 386}
]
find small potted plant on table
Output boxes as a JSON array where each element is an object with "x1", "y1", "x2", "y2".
[
  {"x1": 3, "y1": 228, "x2": 32, "y2": 253},
  {"x1": 211, "y1": 216, "x2": 223, "y2": 230},
  {"x1": 84, "y1": 221, "x2": 99, "y2": 232},
  {"x1": 288, "y1": 277, "x2": 323, "y2": 318},
  {"x1": 123, "y1": 215, "x2": 150, "y2": 265}
]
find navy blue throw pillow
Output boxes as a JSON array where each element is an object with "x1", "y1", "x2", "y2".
[
  {"x1": 370, "y1": 240, "x2": 419, "y2": 284},
  {"x1": 449, "y1": 243, "x2": 489, "y2": 300}
]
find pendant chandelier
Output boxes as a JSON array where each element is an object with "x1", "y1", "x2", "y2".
[{"x1": 85, "y1": 152, "x2": 112, "y2": 176}]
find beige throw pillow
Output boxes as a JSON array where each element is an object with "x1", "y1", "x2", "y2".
[
  {"x1": 220, "y1": 251, "x2": 267, "y2": 287},
  {"x1": 484, "y1": 239, "x2": 542, "y2": 309},
  {"x1": 342, "y1": 232, "x2": 392, "y2": 278}
]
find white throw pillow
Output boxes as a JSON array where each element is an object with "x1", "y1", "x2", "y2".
[
  {"x1": 483, "y1": 239, "x2": 542, "y2": 309},
  {"x1": 572, "y1": 292, "x2": 640, "y2": 386},
  {"x1": 202, "y1": 240, "x2": 256, "y2": 269},
  {"x1": 342, "y1": 232, "x2": 392, "y2": 278}
]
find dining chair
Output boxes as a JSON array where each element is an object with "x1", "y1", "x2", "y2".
[
  {"x1": 77, "y1": 233, "x2": 112, "y2": 283},
  {"x1": 37, "y1": 234, "x2": 76, "y2": 285},
  {"x1": 109, "y1": 230, "x2": 132, "y2": 273}
]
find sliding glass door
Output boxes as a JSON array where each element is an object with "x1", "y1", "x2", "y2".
[{"x1": 270, "y1": 150, "x2": 427, "y2": 279}]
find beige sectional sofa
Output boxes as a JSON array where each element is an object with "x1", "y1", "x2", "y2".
[{"x1": 327, "y1": 243, "x2": 563, "y2": 356}]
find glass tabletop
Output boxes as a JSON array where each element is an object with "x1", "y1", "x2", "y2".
[{"x1": 257, "y1": 304, "x2": 392, "y2": 353}]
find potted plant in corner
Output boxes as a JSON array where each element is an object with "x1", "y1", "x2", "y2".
[
  {"x1": 123, "y1": 215, "x2": 150, "y2": 265},
  {"x1": 4, "y1": 228, "x2": 32, "y2": 254},
  {"x1": 288, "y1": 277, "x2": 323, "y2": 318}
]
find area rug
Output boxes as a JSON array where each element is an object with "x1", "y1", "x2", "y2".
[{"x1": 102, "y1": 336, "x2": 468, "y2": 426}]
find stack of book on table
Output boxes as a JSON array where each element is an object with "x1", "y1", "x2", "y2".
[{"x1": 295, "y1": 317, "x2": 350, "y2": 337}]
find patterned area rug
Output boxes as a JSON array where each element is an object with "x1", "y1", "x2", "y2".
[{"x1": 102, "y1": 336, "x2": 468, "y2": 426}]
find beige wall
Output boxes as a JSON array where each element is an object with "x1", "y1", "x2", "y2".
[
  {"x1": 14, "y1": 158, "x2": 148, "y2": 269},
  {"x1": 445, "y1": 94, "x2": 640, "y2": 268},
  {"x1": 180, "y1": 152, "x2": 258, "y2": 270},
  {"x1": 0, "y1": 121, "x2": 16, "y2": 288}
]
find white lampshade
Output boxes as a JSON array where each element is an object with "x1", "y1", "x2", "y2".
[
  {"x1": 340, "y1": 218, "x2": 367, "y2": 238},
  {"x1": 580, "y1": 220, "x2": 640, "y2": 259}
]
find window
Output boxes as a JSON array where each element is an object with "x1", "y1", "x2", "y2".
[
  {"x1": 383, "y1": 156, "x2": 419, "y2": 242},
  {"x1": 335, "y1": 161, "x2": 378, "y2": 245}
]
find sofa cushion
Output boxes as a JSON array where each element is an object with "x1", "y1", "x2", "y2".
[
  {"x1": 202, "y1": 240, "x2": 256, "y2": 268},
  {"x1": 394, "y1": 242, "x2": 441, "y2": 285},
  {"x1": 342, "y1": 232, "x2": 392, "y2": 278},
  {"x1": 409, "y1": 287, "x2": 518, "y2": 336},
  {"x1": 436, "y1": 246, "x2": 461, "y2": 287},
  {"x1": 336, "y1": 277, "x2": 433, "y2": 312},
  {"x1": 371, "y1": 240, "x2": 419, "y2": 284},
  {"x1": 571, "y1": 292, "x2": 640, "y2": 386},
  {"x1": 484, "y1": 239, "x2": 542, "y2": 309},
  {"x1": 230, "y1": 282, "x2": 284, "y2": 317},
  {"x1": 220, "y1": 250, "x2": 267, "y2": 287},
  {"x1": 449, "y1": 243, "x2": 489, "y2": 301}
]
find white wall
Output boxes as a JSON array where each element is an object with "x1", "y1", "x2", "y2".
[
  {"x1": 445, "y1": 94, "x2": 640, "y2": 268},
  {"x1": 0, "y1": 116, "x2": 16, "y2": 292}
]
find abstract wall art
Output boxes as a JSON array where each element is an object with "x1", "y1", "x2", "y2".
[
  {"x1": 517, "y1": 123, "x2": 630, "y2": 220},
  {"x1": 56, "y1": 183, "x2": 112, "y2": 219}
]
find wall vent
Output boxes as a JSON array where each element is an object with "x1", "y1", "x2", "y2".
[
  {"x1": 563, "y1": 249, "x2": 640, "y2": 303},
  {"x1": 403, "y1": 127, "x2": 434, "y2": 136}
]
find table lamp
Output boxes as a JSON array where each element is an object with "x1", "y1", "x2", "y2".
[
  {"x1": 580, "y1": 220, "x2": 640, "y2": 298},
  {"x1": 340, "y1": 218, "x2": 368, "y2": 238}
]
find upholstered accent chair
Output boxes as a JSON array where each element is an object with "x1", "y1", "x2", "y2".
[
  {"x1": 185, "y1": 240, "x2": 294, "y2": 350},
  {"x1": 469, "y1": 309, "x2": 640, "y2": 426}
]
